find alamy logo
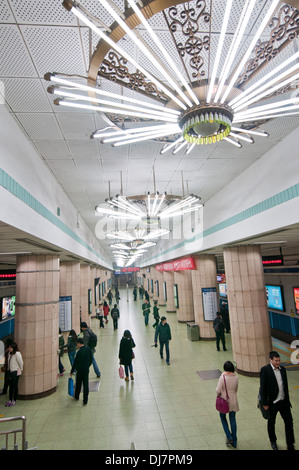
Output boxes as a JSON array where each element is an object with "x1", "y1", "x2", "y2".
[{"x1": 290, "y1": 340, "x2": 299, "y2": 365}]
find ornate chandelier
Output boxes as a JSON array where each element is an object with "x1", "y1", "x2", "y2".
[
  {"x1": 95, "y1": 192, "x2": 202, "y2": 224},
  {"x1": 45, "y1": 0, "x2": 299, "y2": 153}
]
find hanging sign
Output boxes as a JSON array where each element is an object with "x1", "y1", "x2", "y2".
[{"x1": 156, "y1": 256, "x2": 195, "y2": 272}]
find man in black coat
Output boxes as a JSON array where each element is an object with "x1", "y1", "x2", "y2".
[
  {"x1": 71, "y1": 338, "x2": 93, "y2": 405},
  {"x1": 154, "y1": 316, "x2": 172, "y2": 365},
  {"x1": 260, "y1": 351, "x2": 295, "y2": 450}
]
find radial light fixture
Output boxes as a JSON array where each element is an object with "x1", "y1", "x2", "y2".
[
  {"x1": 45, "y1": 0, "x2": 299, "y2": 153},
  {"x1": 95, "y1": 192, "x2": 202, "y2": 225}
]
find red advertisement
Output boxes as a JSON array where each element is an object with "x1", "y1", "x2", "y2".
[{"x1": 156, "y1": 256, "x2": 195, "y2": 272}]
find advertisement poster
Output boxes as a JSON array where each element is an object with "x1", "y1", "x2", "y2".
[
  {"x1": 202, "y1": 287, "x2": 218, "y2": 321},
  {"x1": 265, "y1": 285, "x2": 284, "y2": 312},
  {"x1": 293, "y1": 287, "x2": 299, "y2": 315}
]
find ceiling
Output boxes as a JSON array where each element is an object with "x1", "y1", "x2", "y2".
[{"x1": 1, "y1": 0, "x2": 299, "y2": 271}]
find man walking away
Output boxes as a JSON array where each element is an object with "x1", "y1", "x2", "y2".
[
  {"x1": 154, "y1": 316, "x2": 172, "y2": 365},
  {"x1": 71, "y1": 338, "x2": 93, "y2": 405},
  {"x1": 80, "y1": 322, "x2": 101, "y2": 378},
  {"x1": 111, "y1": 304, "x2": 120, "y2": 330}
]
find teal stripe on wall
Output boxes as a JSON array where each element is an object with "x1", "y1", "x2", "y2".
[
  {"x1": 0, "y1": 168, "x2": 107, "y2": 263},
  {"x1": 147, "y1": 182, "x2": 299, "y2": 262},
  {"x1": 1, "y1": 167, "x2": 298, "y2": 266}
]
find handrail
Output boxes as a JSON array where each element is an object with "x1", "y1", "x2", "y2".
[{"x1": 0, "y1": 415, "x2": 27, "y2": 450}]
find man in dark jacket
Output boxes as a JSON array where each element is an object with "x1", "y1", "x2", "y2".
[
  {"x1": 154, "y1": 316, "x2": 171, "y2": 365},
  {"x1": 111, "y1": 304, "x2": 120, "y2": 330},
  {"x1": 260, "y1": 351, "x2": 295, "y2": 450},
  {"x1": 213, "y1": 312, "x2": 227, "y2": 351},
  {"x1": 71, "y1": 338, "x2": 93, "y2": 405}
]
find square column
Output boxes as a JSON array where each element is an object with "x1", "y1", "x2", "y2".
[
  {"x1": 174, "y1": 270, "x2": 194, "y2": 322},
  {"x1": 191, "y1": 255, "x2": 218, "y2": 339},
  {"x1": 223, "y1": 246, "x2": 272, "y2": 376},
  {"x1": 15, "y1": 255, "x2": 60, "y2": 399}
]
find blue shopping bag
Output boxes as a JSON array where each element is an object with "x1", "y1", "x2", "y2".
[{"x1": 68, "y1": 377, "x2": 74, "y2": 396}]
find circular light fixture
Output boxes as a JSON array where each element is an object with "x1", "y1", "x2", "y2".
[{"x1": 179, "y1": 105, "x2": 233, "y2": 145}]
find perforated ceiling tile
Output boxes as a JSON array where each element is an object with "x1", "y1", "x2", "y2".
[
  {"x1": 21, "y1": 25, "x2": 87, "y2": 77},
  {"x1": 2, "y1": 78, "x2": 52, "y2": 113},
  {"x1": 56, "y1": 113, "x2": 96, "y2": 139},
  {"x1": 9, "y1": 0, "x2": 77, "y2": 25},
  {"x1": 33, "y1": 139, "x2": 72, "y2": 160},
  {"x1": 0, "y1": 25, "x2": 37, "y2": 77},
  {"x1": 0, "y1": 0, "x2": 15, "y2": 23},
  {"x1": 15, "y1": 112, "x2": 63, "y2": 140}
]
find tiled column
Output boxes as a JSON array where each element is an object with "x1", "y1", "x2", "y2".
[
  {"x1": 191, "y1": 255, "x2": 218, "y2": 339},
  {"x1": 163, "y1": 271, "x2": 176, "y2": 313},
  {"x1": 223, "y1": 246, "x2": 272, "y2": 376},
  {"x1": 155, "y1": 270, "x2": 166, "y2": 305},
  {"x1": 15, "y1": 255, "x2": 60, "y2": 399},
  {"x1": 60, "y1": 261, "x2": 80, "y2": 334},
  {"x1": 174, "y1": 270, "x2": 194, "y2": 322}
]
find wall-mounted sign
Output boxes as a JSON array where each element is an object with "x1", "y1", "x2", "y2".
[
  {"x1": 156, "y1": 256, "x2": 195, "y2": 272},
  {"x1": 202, "y1": 287, "x2": 218, "y2": 321},
  {"x1": 59, "y1": 296, "x2": 72, "y2": 332}
]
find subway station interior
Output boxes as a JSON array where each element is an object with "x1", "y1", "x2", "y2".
[{"x1": 0, "y1": 0, "x2": 299, "y2": 452}]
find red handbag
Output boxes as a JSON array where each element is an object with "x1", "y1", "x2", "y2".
[
  {"x1": 119, "y1": 365, "x2": 124, "y2": 379},
  {"x1": 216, "y1": 375, "x2": 229, "y2": 413}
]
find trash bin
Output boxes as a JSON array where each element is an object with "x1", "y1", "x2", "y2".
[{"x1": 187, "y1": 323, "x2": 200, "y2": 341}]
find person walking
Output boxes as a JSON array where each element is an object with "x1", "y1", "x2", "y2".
[
  {"x1": 133, "y1": 286, "x2": 137, "y2": 301},
  {"x1": 111, "y1": 304, "x2": 120, "y2": 330},
  {"x1": 152, "y1": 300, "x2": 160, "y2": 328},
  {"x1": 154, "y1": 316, "x2": 171, "y2": 365},
  {"x1": 142, "y1": 299, "x2": 151, "y2": 326},
  {"x1": 65, "y1": 329, "x2": 78, "y2": 366},
  {"x1": 216, "y1": 361, "x2": 239, "y2": 448},
  {"x1": 97, "y1": 302, "x2": 105, "y2": 328},
  {"x1": 260, "y1": 351, "x2": 295, "y2": 450},
  {"x1": 103, "y1": 300, "x2": 110, "y2": 324},
  {"x1": 5, "y1": 342, "x2": 23, "y2": 407},
  {"x1": 0, "y1": 338, "x2": 14, "y2": 396},
  {"x1": 213, "y1": 312, "x2": 227, "y2": 351},
  {"x1": 107, "y1": 289, "x2": 113, "y2": 306},
  {"x1": 58, "y1": 328, "x2": 65, "y2": 376},
  {"x1": 119, "y1": 330, "x2": 136, "y2": 381},
  {"x1": 80, "y1": 322, "x2": 101, "y2": 378},
  {"x1": 71, "y1": 338, "x2": 93, "y2": 405}
]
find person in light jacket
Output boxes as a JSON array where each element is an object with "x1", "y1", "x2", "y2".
[
  {"x1": 5, "y1": 342, "x2": 23, "y2": 407},
  {"x1": 216, "y1": 361, "x2": 239, "y2": 448}
]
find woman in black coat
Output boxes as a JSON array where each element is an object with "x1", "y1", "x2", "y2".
[{"x1": 119, "y1": 330, "x2": 136, "y2": 381}]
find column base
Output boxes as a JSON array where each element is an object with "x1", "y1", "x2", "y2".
[
  {"x1": 236, "y1": 368, "x2": 259, "y2": 378},
  {"x1": 18, "y1": 386, "x2": 57, "y2": 400}
]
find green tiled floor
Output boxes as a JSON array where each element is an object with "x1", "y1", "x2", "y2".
[{"x1": 0, "y1": 288, "x2": 298, "y2": 451}]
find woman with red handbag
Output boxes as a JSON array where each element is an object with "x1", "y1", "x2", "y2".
[{"x1": 216, "y1": 361, "x2": 239, "y2": 448}]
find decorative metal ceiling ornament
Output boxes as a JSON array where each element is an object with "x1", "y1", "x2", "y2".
[{"x1": 45, "y1": 0, "x2": 299, "y2": 153}]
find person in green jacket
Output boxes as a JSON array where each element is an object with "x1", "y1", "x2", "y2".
[
  {"x1": 142, "y1": 299, "x2": 151, "y2": 326},
  {"x1": 154, "y1": 316, "x2": 171, "y2": 365},
  {"x1": 152, "y1": 300, "x2": 160, "y2": 328}
]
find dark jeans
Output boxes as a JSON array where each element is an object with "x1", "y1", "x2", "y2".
[
  {"x1": 8, "y1": 371, "x2": 20, "y2": 402},
  {"x1": 216, "y1": 330, "x2": 226, "y2": 350},
  {"x1": 75, "y1": 370, "x2": 89, "y2": 404},
  {"x1": 268, "y1": 399, "x2": 294, "y2": 447},
  {"x1": 160, "y1": 340, "x2": 170, "y2": 362},
  {"x1": 113, "y1": 317, "x2": 118, "y2": 330}
]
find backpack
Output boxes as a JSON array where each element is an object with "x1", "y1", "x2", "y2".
[{"x1": 88, "y1": 329, "x2": 98, "y2": 348}]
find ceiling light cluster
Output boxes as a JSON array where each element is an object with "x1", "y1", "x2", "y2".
[
  {"x1": 95, "y1": 193, "x2": 202, "y2": 266},
  {"x1": 45, "y1": 0, "x2": 299, "y2": 154}
]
